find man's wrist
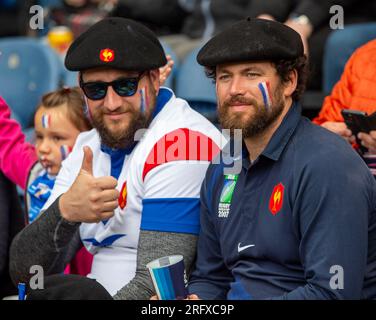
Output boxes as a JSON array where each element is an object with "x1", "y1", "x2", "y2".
[{"x1": 59, "y1": 192, "x2": 73, "y2": 222}]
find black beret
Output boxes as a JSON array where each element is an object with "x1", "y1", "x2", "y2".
[
  {"x1": 65, "y1": 17, "x2": 167, "y2": 71},
  {"x1": 197, "y1": 18, "x2": 304, "y2": 67}
]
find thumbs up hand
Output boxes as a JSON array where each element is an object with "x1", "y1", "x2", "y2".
[
  {"x1": 80, "y1": 145, "x2": 94, "y2": 175},
  {"x1": 59, "y1": 146, "x2": 120, "y2": 223}
]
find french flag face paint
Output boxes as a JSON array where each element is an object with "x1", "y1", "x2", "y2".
[
  {"x1": 139, "y1": 86, "x2": 149, "y2": 114},
  {"x1": 258, "y1": 81, "x2": 273, "y2": 110},
  {"x1": 83, "y1": 96, "x2": 93, "y2": 123},
  {"x1": 60, "y1": 145, "x2": 72, "y2": 160},
  {"x1": 42, "y1": 114, "x2": 51, "y2": 128}
]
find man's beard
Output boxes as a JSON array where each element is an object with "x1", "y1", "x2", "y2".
[
  {"x1": 91, "y1": 92, "x2": 156, "y2": 149},
  {"x1": 218, "y1": 83, "x2": 285, "y2": 138}
]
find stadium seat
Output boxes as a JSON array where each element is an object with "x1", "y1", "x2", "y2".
[
  {"x1": 175, "y1": 46, "x2": 217, "y2": 123},
  {"x1": 38, "y1": 0, "x2": 62, "y2": 8},
  {"x1": 301, "y1": 90, "x2": 326, "y2": 120},
  {"x1": 63, "y1": 69, "x2": 79, "y2": 87},
  {"x1": 0, "y1": 37, "x2": 63, "y2": 129}
]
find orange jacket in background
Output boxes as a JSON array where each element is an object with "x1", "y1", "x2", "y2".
[{"x1": 313, "y1": 39, "x2": 376, "y2": 125}]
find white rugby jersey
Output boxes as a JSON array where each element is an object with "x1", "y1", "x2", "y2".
[{"x1": 43, "y1": 88, "x2": 224, "y2": 295}]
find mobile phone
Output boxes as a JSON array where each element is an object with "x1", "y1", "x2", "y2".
[{"x1": 341, "y1": 109, "x2": 376, "y2": 153}]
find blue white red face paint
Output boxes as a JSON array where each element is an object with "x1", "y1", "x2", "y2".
[
  {"x1": 41, "y1": 114, "x2": 51, "y2": 128},
  {"x1": 83, "y1": 96, "x2": 93, "y2": 122},
  {"x1": 139, "y1": 86, "x2": 149, "y2": 114},
  {"x1": 60, "y1": 145, "x2": 72, "y2": 160},
  {"x1": 258, "y1": 81, "x2": 273, "y2": 110}
]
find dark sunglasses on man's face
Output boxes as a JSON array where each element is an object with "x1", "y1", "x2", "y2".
[{"x1": 79, "y1": 72, "x2": 145, "y2": 101}]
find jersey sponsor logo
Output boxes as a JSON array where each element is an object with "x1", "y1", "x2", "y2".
[
  {"x1": 269, "y1": 183, "x2": 284, "y2": 215},
  {"x1": 83, "y1": 234, "x2": 126, "y2": 247},
  {"x1": 118, "y1": 181, "x2": 127, "y2": 209},
  {"x1": 99, "y1": 48, "x2": 115, "y2": 62},
  {"x1": 218, "y1": 174, "x2": 238, "y2": 218},
  {"x1": 237, "y1": 243, "x2": 255, "y2": 253}
]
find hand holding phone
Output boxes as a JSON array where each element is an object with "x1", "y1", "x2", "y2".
[
  {"x1": 341, "y1": 109, "x2": 376, "y2": 153},
  {"x1": 321, "y1": 121, "x2": 353, "y2": 140}
]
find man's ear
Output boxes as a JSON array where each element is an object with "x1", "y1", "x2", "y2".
[
  {"x1": 149, "y1": 69, "x2": 160, "y2": 93},
  {"x1": 283, "y1": 69, "x2": 298, "y2": 98}
]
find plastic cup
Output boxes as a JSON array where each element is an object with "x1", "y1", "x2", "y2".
[{"x1": 147, "y1": 255, "x2": 188, "y2": 300}]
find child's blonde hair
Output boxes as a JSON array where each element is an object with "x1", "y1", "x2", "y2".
[{"x1": 37, "y1": 87, "x2": 92, "y2": 132}]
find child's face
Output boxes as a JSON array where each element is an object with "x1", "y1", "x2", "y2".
[{"x1": 34, "y1": 105, "x2": 81, "y2": 175}]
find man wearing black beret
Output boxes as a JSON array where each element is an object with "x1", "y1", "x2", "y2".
[
  {"x1": 9, "y1": 17, "x2": 224, "y2": 299},
  {"x1": 187, "y1": 18, "x2": 376, "y2": 299}
]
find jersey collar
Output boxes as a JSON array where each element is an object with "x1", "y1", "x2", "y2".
[
  {"x1": 152, "y1": 87, "x2": 173, "y2": 120},
  {"x1": 261, "y1": 101, "x2": 301, "y2": 161}
]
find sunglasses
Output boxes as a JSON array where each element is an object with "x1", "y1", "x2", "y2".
[{"x1": 79, "y1": 72, "x2": 146, "y2": 101}]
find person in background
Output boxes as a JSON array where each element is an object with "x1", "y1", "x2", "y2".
[
  {"x1": 247, "y1": 0, "x2": 376, "y2": 90},
  {"x1": 313, "y1": 39, "x2": 376, "y2": 175},
  {"x1": 47, "y1": 0, "x2": 115, "y2": 38},
  {"x1": 323, "y1": 24, "x2": 376, "y2": 94},
  {"x1": 112, "y1": 0, "x2": 190, "y2": 37}
]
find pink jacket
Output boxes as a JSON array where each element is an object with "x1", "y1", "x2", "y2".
[{"x1": 0, "y1": 96, "x2": 38, "y2": 190}]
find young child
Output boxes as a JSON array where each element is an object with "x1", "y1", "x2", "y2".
[
  {"x1": 0, "y1": 88, "x2": 93, "y2": 276},
  {"x1": 0, "y1": 87, "x2": 92, "y2": 223}
]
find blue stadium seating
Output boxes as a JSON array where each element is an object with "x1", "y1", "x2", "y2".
[
  {"x1": 175, "y1": 46, "x2": 217, "y2": 123},
  {"x1": 63, "y1": 69, "x2": 79, "y2": 87},
  {"x1": 0, "y1": 37, "x2": 63, "y2": 129},
  {"x1": 38, "y1": 0, "x2": 62, "y2": 8}
]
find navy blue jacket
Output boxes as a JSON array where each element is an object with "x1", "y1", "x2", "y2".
[{"x1": 188, "y1": 103, "x2": 376, "y2": 299}]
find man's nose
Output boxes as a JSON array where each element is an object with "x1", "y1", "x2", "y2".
[
  {"x1": 103, "y1": 85, "x2": 123, "y2": 111},
  {"x1": 229, "y1": 76, "x2": 247, "y2": 97}
]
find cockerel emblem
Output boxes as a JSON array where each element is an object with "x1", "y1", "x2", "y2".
[
  {"x1": 100, "y1": 48, "x2": 115, "y2": 62},
  {"x1": 268, "y1": 183, "x2": 284, "y2": 215},
  {"x1": 118, "y1": 181, "x2": 127, "y2": 210}
]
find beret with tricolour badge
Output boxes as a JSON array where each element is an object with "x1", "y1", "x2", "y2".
[
  {"x1": 65, "y1": 17, "x2": 167, "y2": 71},
  {"x1": 197, "y1": 17, "x2": 304, "y2": 67}
]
